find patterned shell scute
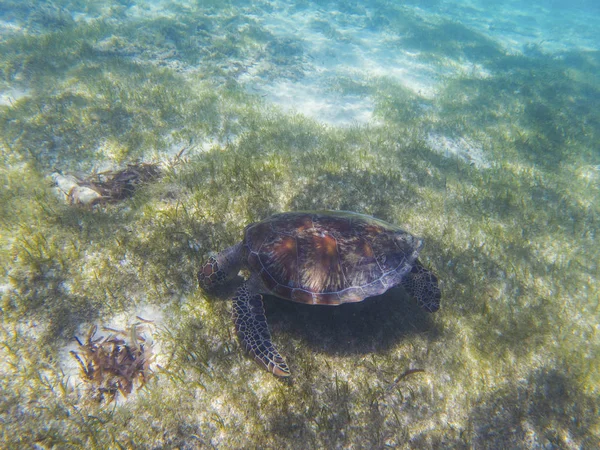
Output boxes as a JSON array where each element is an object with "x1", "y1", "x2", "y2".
[{"x1": 244, "y1": 211, "x2": 423, "y2": 305}]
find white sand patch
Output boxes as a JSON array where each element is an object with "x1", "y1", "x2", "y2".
[
  {"x1": 439, "y1": 0, "x2": 600, "y2": 54},
  {"x1": 0, "y1": 87, "x2": 30, "y2": 106},
  {"x1": 257, "y1": 78, "x2": 375, "y2": 126},
  {"x1": 245, "y1": 7, "x2": 446, "y2": 126},
  {"x1": 426, "y1": 132, "x2": 490, "y2": 168},
  {"x1": 0, "y1": 18, "x2": 23, "y2": 35},
  {"x1": 241, "y1": 0, "x2": 599, "y2": 129},
  {"x1": 127, "y1": 0, "x2": 178, "y2": 21}
]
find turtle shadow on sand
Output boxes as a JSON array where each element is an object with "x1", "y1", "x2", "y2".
[
  {"x1": 210, "y1": 280, "x2": 440, "y2": 359},
  {"x1": 263, "y1": 288, "x2": 441, "y2": 357}
]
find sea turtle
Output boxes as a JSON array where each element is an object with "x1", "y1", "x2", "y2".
[{"x1": 198, "y1": 210, "x2": 441, "y2": 377}]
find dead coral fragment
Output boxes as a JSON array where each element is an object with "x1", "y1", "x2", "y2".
[
  {"x1": 53, "y1": 163, "x2": 161, "y2": 206},
  {"x1": 52, "y1": 173, "x2": 103, "y2": 206},
  {"x1": 71, "y1": 322, "x2": 154, "y2": 402}
]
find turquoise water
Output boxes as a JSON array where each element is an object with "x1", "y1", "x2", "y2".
[{"x1": 0, "y1": 1, "x2": 599, "y2": 448}]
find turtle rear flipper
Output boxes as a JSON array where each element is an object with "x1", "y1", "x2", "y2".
[
  {"x1": 401, "y1": 260, "x2": 441, "y2": 313},
  {"x1": 232, "y1": 278, "x2": 290, "y2": 377}
]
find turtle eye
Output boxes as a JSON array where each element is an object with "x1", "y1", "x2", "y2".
[{"x1": 395, "y1": 234, "x2": 411, "y2": 245}]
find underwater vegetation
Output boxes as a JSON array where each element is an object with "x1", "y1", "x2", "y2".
[
  {"x1": 71, "y1": 322, "x2": 154, "y2": 403},
  {"x1": 0, "y1": 0, "x2": 599, "y2": 448}
]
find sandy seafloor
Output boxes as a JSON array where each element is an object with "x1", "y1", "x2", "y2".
[{"x1": 0, "y1": 0, "x2": 599, "y2": 448}]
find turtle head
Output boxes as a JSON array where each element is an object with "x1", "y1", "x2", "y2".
[
  {"x1": 198, "y1": 255, "x2": 226, "y2": 290},
  {"x1": 401, "y1": 260, "x2": 441, "y2": 313},
  {"x1": 198, "y1": 243, "x2": 244, "y2": 292}
]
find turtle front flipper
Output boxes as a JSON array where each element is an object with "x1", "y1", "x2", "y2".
[
  {"x1": 232, "y1": 278, "x2": 290, "y2": 377},
  {"x1": 401, "y1": 260, "x2": 441, "y2": 313}
]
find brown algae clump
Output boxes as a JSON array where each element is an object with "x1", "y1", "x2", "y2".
[
  {"x1": 71, "y1": 321, "x2": 155, "y2": 402},
  {"x1": 52, "y1": 163, "x2": 161, "y2": 206}
]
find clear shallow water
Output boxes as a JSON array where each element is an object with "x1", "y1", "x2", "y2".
[{"x1": 0, "y1": 1, "x2": 598, "y2": 448}]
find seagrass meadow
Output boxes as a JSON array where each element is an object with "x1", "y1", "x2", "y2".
[{"x1": 0, "y1": 1, "x2": 599, "y2": 448}]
